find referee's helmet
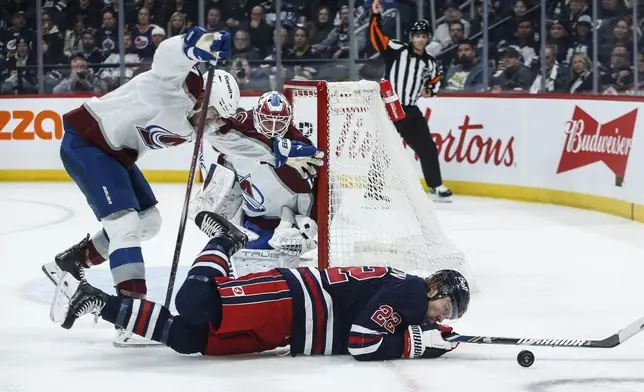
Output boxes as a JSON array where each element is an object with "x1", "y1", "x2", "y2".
[{"x1": 410, "y1": 19, "x2": 431, "y2": 36}]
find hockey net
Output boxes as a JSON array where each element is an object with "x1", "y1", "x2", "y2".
[{"x1": 283, "y1": 80, "x2": 473, "y2": 282}]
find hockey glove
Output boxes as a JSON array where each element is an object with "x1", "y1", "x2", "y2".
[
  {"x1": 183, "y1": 26, "x2": 231, "y2": 65},
  {"x1": 273, "y1": 138, "x2": 325, "y2": 179},
  {"x1": 403, "y1": 322, "x2": 458, "y2": 359}
]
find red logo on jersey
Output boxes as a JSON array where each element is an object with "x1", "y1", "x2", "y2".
[
  {"x1": 136, "y1": 125, "x2": 190, "y2": 150},
  {"x1": 557, "y1": 106, "x2": 637, "y2": 186},
  {"x1": 232, "y1": 286, "x2": 245, "y2": 296}
]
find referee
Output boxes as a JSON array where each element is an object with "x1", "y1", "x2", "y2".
[{"x1": 369, "y1": 0, "x2": 452, "y2": 201}]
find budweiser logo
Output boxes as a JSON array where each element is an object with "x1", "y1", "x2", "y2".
[{"x1": 557, "y1": 106, "x2": 637, "y2": 186}]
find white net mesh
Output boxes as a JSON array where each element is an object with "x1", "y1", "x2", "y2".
[{"x1": 286, "y1": 80, "x2": 474, "y2": 282}]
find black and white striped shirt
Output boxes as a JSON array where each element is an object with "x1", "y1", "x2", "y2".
[{"x1": 369, "y1": 14, "x2": 440, "y2": 107}]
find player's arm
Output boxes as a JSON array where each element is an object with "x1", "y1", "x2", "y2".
[
  {"x1": 420, "y1": 58, "x2": 441, "y2": 98},
  {"x1": 348, "y1": 284, "x2": 457, "y2": 361},
  {"x1": 151, "y1": 27, "x2": 230, "y2": 90}
]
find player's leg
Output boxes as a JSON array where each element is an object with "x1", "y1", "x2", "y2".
[
  {"x1": 57, "y1": 129, "x2": 148, "y2": 298},
  {"x1": 128, "y1": 164, "x2": 162, "y2": 240},
  {"x1": 60, "y1": 280, "x2": 210, "y2": 354},
  {"x1": 395, "y1": 106, "x2": 452, "y2": 200}
]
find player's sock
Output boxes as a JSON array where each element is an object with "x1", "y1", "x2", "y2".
[
  {"x1": 109, "y1": 247, "x2": 147, "y2": 298},
  {"x1": 189, "y1": 237, "x2": 233, "y2": 279},
  {"x1": 84, "y1": 229, "x2": 109, "y2": 268},
  {"x1": 101, "y1": 297, "x2": 171, "y2": 344}
]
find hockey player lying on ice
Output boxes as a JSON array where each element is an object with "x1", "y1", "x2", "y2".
[{"x1": 54, "y1": 212, "x2": 470, "y2": 361}]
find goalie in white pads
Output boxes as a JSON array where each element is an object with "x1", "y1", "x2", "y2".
[{"x1": 191, "y1": 91, "x2": 322, "y2": 276}]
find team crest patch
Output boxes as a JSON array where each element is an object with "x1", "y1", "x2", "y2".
[
  {"x1": 232, "y1": 286, "x2": 244, "y2": 296},
  {"x1": 136, "y1": 125, "x2": 191, "y2": 149},
  {"x1": 238, "y1": 173, "x2": 266, "y2": 213}
]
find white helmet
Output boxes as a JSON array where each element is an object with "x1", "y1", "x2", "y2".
[
  {"x1": 203, "y1": 69, "x2": 240, "y2": 119},
  {"x1": 253, "y1": 91, "x2": 293, "y2": 138}
]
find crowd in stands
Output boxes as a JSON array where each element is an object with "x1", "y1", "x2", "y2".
[{"x1": 0, "y1": 0, "x2": 642, "y2": 95}]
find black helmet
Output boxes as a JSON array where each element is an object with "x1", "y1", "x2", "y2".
[
  {"x1": 426, "y1": 270, "x2": 470, "y2": 319},
  {"x1": 410, "y1": 19, "x2": 431, "y2": 36}
]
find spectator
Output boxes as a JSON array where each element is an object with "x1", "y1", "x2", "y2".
[
  {"x1": 223, "y1": 0, "x2": 256, "y2": 31},
  {"x1": 567, "y1": 0, "x2": 590, "y2": 25},
  {"x1": 242, "y1": 5, "x2": 273, "y2": 56},
  {"x1": 1, "y1": 11, "x2": 34, "y2": 61},
  {"x1": 205, "y1": 7, "x2": 227, "y2": 32},
  {"x1": 568, "y1": 51, "x2": 594, "y2": 93},
  {"x1": 105, "y1": 0, "x2": 138, "y2": 28},
  {"x1": 496, "y1": 46, "x2": 536, "y2": 91},
  {"x1": 166, "y1": 11, "x2": 188, "y2": 37},
  {"x1": 265, "y1": 26, "x2": 290, "y2": 58},
  {"x1": 433, "y1": 1, "x2": 471, "y2": 49},
  {"x1": 53, "y1": 55, "x2": 101, "y2": 94},
  {"x1": 151, "y1": 27, "x2": 166, "y2": 50},
  {"x1": 42, "y1": 10, "x2": 65, "y2": 64},
  {"x1": 260, "y1": 0, "x2": 307, "y2": 28},
  {"x1": 1, "y1": 36, "x2": 37, "y2": 94},
  {"x1": 444, "y1": 40, "x2": 486, "y2": 92},
  {"x1": 232, "y1": 29, "x2": 263, "y2": 60},
  {"x1": 548, "y1": 20, "x2": 571, "y2": 64},
  {"x1": 95, "y1": 10, "x2": 118, "y2": 57},
  {"x1": 78, "y1": 28, "x2": 105, "y2": 69},
  {"x1": 139, "y1": 0, "x2": 164, "y2": 26},
  {"x1": 436, "y1": 20, "x2": 466, "y2": 67},
  {"x1": 131, "y1": 7, "x2": 156, "y2": 59},
  {"x1": 601, "y1": 43, "x2": 633, "y2": 91},
  {"x1": 598, "y1": 16, "x2": 632, "y2": 66},
  {"x1": 287, "y1": 26, "x2": 314, "y2": 59},
  {"x1": 99, "y1": 32, "x2": 141, "y2": 91},
  {"x1": 600, "y1": 0, "x2": 628, "y2": 20},
  {"x1": 64, "y1": 20, "x2": 86, "y2": 59},
  {"x1": 312, "y1": 5, "x2": 366, "y2": 59},
  {"x1": 309, "y1": 5, "x2": 334, "y2": 45},
  {"x1": 565, "y1": 15, "x2": 593, "y2": 64},
  {"x1": 67, "y1": 0, "x2": 102, "y2": 31},
  {"x1": 229, "y1": 55, "x2": 270, "y2": 91},
  {"x1": 470, "y1": 0, "x2": 501, "y2": 42},
  {"x1": 530, "y1": 44, "x2": 569, "y2": 92},
  {"x1": 501, "y1": 17, "x2": 540, "y2": 71},
  {"x1": 43, "y1": 0, "x2": 69, "y2": 28},
  {"x1": 165, "y1": 0, "x2": 197, "y2": 28}
]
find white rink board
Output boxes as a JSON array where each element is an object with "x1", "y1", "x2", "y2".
[{"x1": 2, "y1": 94, "x2": 644, "y2": 206}]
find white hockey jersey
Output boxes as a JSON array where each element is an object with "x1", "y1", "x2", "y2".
[{"x1": 208, "y1": 109, "x2": 317, "y2": 229}]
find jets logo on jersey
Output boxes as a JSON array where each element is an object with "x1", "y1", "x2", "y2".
[
  {"x1": 136, "y1": 125, "x2": 190, "y2": 150},
  {"x1": 238, "y1": 173, "x2": 266, "y2": 213}
]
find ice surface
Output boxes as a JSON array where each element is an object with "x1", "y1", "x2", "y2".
[{"x1": 2, "y1": 182, "x2": 644, "y2": 392}]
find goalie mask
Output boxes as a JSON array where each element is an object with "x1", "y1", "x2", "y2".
[
  {"x1": 253, "y1": 91, "x2": 293, "y2": 138},
  {"x1": 202, "y1": 69, "x2": 240, "y2": 119}
]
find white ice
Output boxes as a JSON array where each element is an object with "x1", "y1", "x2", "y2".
[{"x1": 2, "y1": 182, "x2": 644, "y2": 392}]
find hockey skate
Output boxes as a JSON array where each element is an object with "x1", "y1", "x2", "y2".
[
  {"x1": 195, "y1": 211, "x2": 249, "y2": 252},
  {"x1": 430, "y1": 185, "x2": 453, "y2": 203},
  {"x1": 42, "y1": 235, "x2": 89, "y2": 299},
  {"x1": 60, "y1": 280, "x2": 109, "y2": 330}
]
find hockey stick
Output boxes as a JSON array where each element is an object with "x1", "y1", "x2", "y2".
[
  {"x1": 163, "y1": 66, "x2": 216, "y2": 308},
  {"x1": 446, "y1": 314, "x2": 644, "y2": 348}
]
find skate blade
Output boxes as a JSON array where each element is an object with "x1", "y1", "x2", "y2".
[
  {"x1": 112, "y1": 339, "x2": 164, "y2": 348},
  {"x1": 42, "y1": 262, "x2": 63, "y2": 286},
  {"x1": 429, "y1": 193, "x2": 453, "y2": 203},
  {"x1": 50, "y1": 273, "x2": 79, "y2": 323}
]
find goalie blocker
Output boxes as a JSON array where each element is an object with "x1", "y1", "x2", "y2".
[{"x1": 57, "y1": 212, "x2": 470, "y2": 361}]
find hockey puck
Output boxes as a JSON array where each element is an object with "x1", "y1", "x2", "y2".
[{"x1": 517, "y1": 350, "x2": 535, "y2": 367}]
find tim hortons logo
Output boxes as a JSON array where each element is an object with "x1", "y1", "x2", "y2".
[
  {"x1": 557, "y1": 106, "x2": 637, "y2": 186},
  {"x1": 422, "y1": 108, "x2": 515, "y2": 167}
]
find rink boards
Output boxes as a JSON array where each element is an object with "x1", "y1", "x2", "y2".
[{"x1": 1, "y1": 92, "x2": 643, "y2": 222}]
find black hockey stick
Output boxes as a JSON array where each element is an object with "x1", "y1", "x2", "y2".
[
  {"x1": 163, "y1": 66, "x2": 216, "y2": 308},
  {"x1": 445, "y1": 314, "x2": 644, "y2": 348}
]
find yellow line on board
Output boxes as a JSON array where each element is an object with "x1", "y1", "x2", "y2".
[
  {"x1": 1, "y1": 170, "x2": 642, "y2": 224},
  {"x1": 0, "y1": 170, "x2": 191, "y2": 183}
]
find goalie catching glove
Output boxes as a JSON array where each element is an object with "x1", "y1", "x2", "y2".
[
  {"x1": 403, "y1": 322, "x2": 458, "y2": 359},
  {"x1": 268, "y1": 207, "x2": 318, "y2": 256},
  {"x1": 273, "y1": 138, "x2": 325, "y2": 179}
]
